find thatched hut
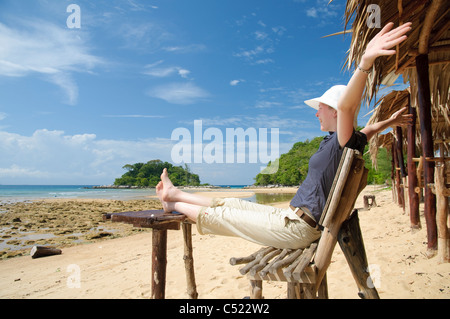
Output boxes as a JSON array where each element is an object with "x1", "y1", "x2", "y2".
[{"x1": 337, "y1": 0, "x2": 449, "y2": 261}]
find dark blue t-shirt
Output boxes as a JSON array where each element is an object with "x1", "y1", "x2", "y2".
[{"x1": 289, "y1": 130, "x2": 367, "y2": 223}]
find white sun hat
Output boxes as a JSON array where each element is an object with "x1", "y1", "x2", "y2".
[{"x1": 304, "y1": 85, "x2": 347, "y2": 110}]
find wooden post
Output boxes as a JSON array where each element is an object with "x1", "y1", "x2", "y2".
[
  {"x1": 151, "y1": 228, "x2": 167, "y2": 299},
  {"x1": 407, "y1": 105, "x2": 421, "y2": 231},
  {"x1": 435, "y1": 165, "x2": 449, "y2": 263},
  {"x1": 392, "y1": 141, "x2": 404, "y2": 207},
  {"x1": 182, "y1": 223, "x2": 198, "y2": 298},
  {"x1": 415, "y1": 53, "x2": 437, "y2": 256},
  {"x1": 390, "y1": 143, "x2": 396, "y2": 202},
  {"x1": 396, "y1": 126, "x2": 407, "y2": 212},
  {"x1": 338, "y1": 211, "x2": 380, "y2": 299}
]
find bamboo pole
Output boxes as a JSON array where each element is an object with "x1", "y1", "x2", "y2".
[{"x1": 415, "y1": 53, "x2": 437, "y2": 257}]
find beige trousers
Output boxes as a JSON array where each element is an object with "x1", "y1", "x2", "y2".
[{"x1": 196, "y1": 198, "x2": 321, "y2": 249}]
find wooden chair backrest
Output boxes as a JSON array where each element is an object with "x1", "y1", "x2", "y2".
[{"x1": 313, "y1": 147, "x2": 368, "y2": 290}]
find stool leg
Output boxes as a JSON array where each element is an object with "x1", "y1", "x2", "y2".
[
  {"x1": 287, "y1": 282, "x2": 301, "y2": 299},
  {"x1": 151, "y1": 228, "x2": 167, "y2": 299},
  {"x1": 250, "y1": 280, "x2": 263, "y2": 299},
  {"x1": 182, "y1": 223, "x2": 198, "y2": 299}
]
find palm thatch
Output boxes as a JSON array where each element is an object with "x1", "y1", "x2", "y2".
[
  {"x1": 366, "y1": 89, "x2": 410, "y2": 167},
  {"x1": 334, "y1": 0, "x2": 450, "y2": 165},
  {"x1": 340, "y1": 0, "x2": 450, "y2": 110}
]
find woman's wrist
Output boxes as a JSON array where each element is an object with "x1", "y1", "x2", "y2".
[{"x1": 359, "y1": 55, "x2": 374, "y2": 71}]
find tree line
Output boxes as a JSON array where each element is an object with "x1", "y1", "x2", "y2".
[{"x1": 254, "y1": 134, "x2": 392, "y2": 186}]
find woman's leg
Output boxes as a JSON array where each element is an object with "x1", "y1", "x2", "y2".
[{"x1": 157, "y1": 168, "x2": 214, "y2": 207}]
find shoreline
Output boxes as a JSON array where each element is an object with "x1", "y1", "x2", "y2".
[{"x1": 0, "y1": 187, "x2": 297, "y2": 258}]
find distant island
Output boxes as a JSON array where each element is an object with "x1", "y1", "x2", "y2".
[{"x1": 112, "y1": 160, "x2": 201, "y2": 187}]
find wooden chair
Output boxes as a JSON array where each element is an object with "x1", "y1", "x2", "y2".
[{"x1": 230, "y1": 148, "x2": 380, "y2": 299}]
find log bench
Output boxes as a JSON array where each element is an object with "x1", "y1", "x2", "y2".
[{"x1": 230, "y1": 148, "x2": 380, "y2": 299}]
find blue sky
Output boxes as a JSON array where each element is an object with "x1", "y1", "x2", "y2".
[{"x1": 0, "y1": 0, "x2": 406, "y2": 185}]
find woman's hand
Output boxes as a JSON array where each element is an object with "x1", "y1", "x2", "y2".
[
  {"x1": 360, "y1": 22, "x2": 412, "y2": 70},
  {"x1": 389, "y1": 106, "x2": 414, "y2": 127}
]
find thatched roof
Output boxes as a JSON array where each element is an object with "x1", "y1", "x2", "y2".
[
  {"x1": 340, "y1": 0, "x2": 450, "y2": 109},
  {"x1": 336, "y1": 0, "x2": 450, "y2": 165}
]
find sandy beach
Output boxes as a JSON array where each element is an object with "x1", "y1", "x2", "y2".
[{"x1": 0, "y1": 186, "x2": 449, "y2": 299}]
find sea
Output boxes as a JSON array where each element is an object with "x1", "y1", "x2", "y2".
[
  {"x1": 0, "y1": 185, "x2": 248, "y2": 203},
  {"x1": 0, "y1": 185, "x2": 294, "y2": 204}
]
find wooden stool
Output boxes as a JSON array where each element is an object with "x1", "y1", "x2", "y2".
[
  {"x1": 363, "y1": 195, "x2": 377, "y2": 209},
  {"x1": 106, "y1": 210, "x2": 198, "y2": 299}
]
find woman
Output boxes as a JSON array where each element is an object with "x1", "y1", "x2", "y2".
[{"x1": 156, "y1": 22, "x2": 413, "y2": 249}]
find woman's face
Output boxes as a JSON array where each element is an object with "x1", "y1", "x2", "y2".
[{"x1": 316, "y1": 103, "x2": 337, "y2": 132}]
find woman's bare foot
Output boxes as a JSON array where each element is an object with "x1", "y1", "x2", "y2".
[
  {"x1": 160, "y1": 168, "x2": 181, "y2": 202},
  {"x1": 156, "y1": 180, "x2": 175, "y2": 213}
]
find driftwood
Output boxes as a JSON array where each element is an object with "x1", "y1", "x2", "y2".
[{"x1": 30, "y1": 246, "x2": 62, "y2": 259}]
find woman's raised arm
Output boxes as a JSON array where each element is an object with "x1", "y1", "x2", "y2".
[{"x1": 336, "y1": 22, "x2": 412, "y2": 147}]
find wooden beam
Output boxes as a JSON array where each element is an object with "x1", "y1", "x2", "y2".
[{"x1": 418, "y1": 0, "x2": 444, "y2": 54}]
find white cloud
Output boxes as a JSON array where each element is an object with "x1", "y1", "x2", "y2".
[
  {"x1": 0, "y1": 20, "x2": 103, "y2": 105},
  {"x1": 102, "y1": 114, "x2": 165, "y2": 118},
  {"x1": 306, "y1": 8, "x2": 318, "y2": 18},
  {"x1": 254, "y1": 101, "x2": 282, "y2": 109},
  {"x1": 230, "y1": 79, "x2": 245, "y2": 86},
  {"x1": 305, "y1": 1, "x2": 340, "y2": 24},
  {"x1": 146, "y1": 82, "x2": 210, "y2": 105},
  {"x1": 0, "y1": 129, "x2": 174, "y2": 184},
  {"x1": 143, "y1": 62, "x2": 191, "y2": 79},
  {"x1": 162, "y1": 44, "x2": 206, "y2": 53},
  {"x1": 119, "y1": 22, "x2": 173, "y2": 52}
]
